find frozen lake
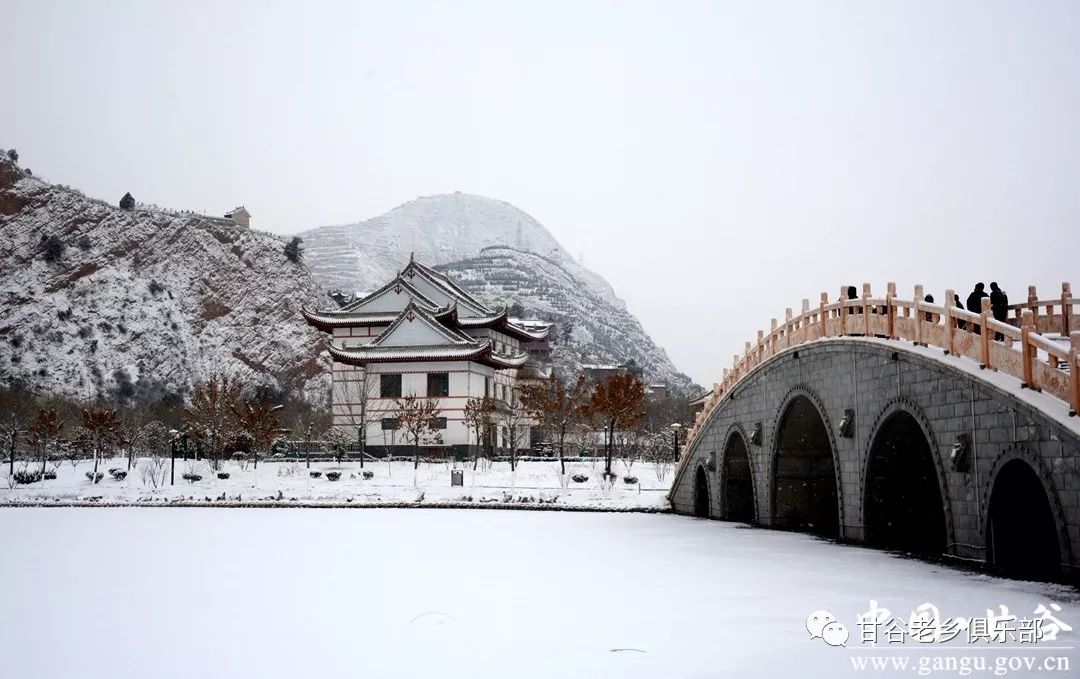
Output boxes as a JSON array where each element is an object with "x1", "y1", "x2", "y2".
[{"x1": 0, "y1": 508, "x2": 1075, "y2": 678}]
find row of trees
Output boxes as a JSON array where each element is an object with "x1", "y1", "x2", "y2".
[{"x1": 1, "y1": 374, "x2": 294, "y2": 482}]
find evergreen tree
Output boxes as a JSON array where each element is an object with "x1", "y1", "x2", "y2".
[
  {"x1": 284, "y1": 236, "x2": 304, "y2": 263},
  {"x1": 6, "y1": 149, "x2": 17, "y2": 163},
  {"x1": 119, "y1": 192, "x2": 135, "y2": 210}
]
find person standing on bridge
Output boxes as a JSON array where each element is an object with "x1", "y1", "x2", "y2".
[
  {"x1": 966, "y1": 283, "x2": 989, "y2": 335},
  {"x1": 954, "y1": 294, "x2": 966, "y2": 330},
  {"x1": 924, "y1": 293, "x2": 935, "y2": 322},
  {"x1": 990, "y1": 282, "x2": 1009, "y2": 341},
  {"x1": 847, "y1": 286, "x2": 862, "y2": 315}
]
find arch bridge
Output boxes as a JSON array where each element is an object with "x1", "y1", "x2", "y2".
[{"x1": 670, "y1": 282, "x2": 1080, "y2": 581}]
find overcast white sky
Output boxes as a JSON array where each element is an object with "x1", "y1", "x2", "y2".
[{"x1": 3, "y1": 1, "x2": 1078, "y2": 386}]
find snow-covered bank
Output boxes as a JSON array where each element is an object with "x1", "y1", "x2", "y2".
[
  {"x1": 0, "y1": 458, "x2": 672, "y2": 511},
  {"x1": 0, "y1": 509, "x2": 1074, "y2": 679}
]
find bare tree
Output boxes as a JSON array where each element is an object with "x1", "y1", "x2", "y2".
[
  {"x1": 500, "y1": 392, "x2": 529, "y2": 473},
  {"x1": 332, "y1": 367, "x2": 380, "y2": 468},
  {"x1": 79, "y1": 408, "x2": 122, "y2": 481},
  {"x1": 585, "y1": 373, "x2": 647, "y2": 478},
  {"x1": 0, "y1": 387, "x2": 35, "y2": 478},
  {"x1": 463, "y1": 396, "x2": 495, "y2": 470},
  {"x1": 26, "y1": 408, "x2": 63, "y2": 476},
  {"x1": 393, "y1": 394, "x2": 443, "y2": 470},
  {"x1": 185, "y1": 374, "x2": 241, "y2": 471},
  {"x1": 229, "y1": 388, "x2": 282, "y2": 470},
  {"x1": 520, "y1": 373, "x2": 589, "y2": 476}
]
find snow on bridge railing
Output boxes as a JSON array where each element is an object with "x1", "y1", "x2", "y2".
[{"x1": 681, "y1": 281, "x2": 1080, "y2": 460}]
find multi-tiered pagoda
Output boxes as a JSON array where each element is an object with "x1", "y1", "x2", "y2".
[{"x1": 303, "y1": 255, "x2": 550, "y2": 454}]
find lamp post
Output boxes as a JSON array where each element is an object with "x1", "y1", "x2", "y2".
[
  {"x1": 168, "y1": 429, "x2": 178, "y2": 486},
  {"x1": 670, "y1": 423, "x2": 682, "y2": 464}
]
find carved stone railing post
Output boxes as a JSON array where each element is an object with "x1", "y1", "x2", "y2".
[
  {"x1": 886, "y1": 282, "x2": 896, "y2": 338},
  {"x1": 862, "y1": 283, "x2": 871, "y2": 335},
  {"x1": 1062, "y1": 282, "x2": 1072, "y2": 336},
  {"x1": 1071, "y1": 332, "x2": 1080, "y2": 416},
  {"x1": 801, "y1": 299, "x2": 810, "y2": 344},
  {"x1": 1021, "y1": 309, "x2": 1036, "y2": 390},
  {"x1": 980, "y1": 297, "x2": 992, "y2": 369},
  {"x1": 819, "y1": 292, "x2": 828, "y2": 338},
  {"x1": 945, "y1": 288, "x2": 957, "y2": 355},
  {"x1": 785, "y1": 309, "x2": 793, "y2": 348},
  {"x1": 1028, "y1": 285, "x2": 1039, "y2": 324},
  {"x1": 839, "y1": 286, "x2": 848, "y2": 335},
  {"x1": 914, "y1": 284, "x2": 924, "y2": 346}
]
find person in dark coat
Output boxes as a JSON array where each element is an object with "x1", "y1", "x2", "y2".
[
  {"x1": 966, "y1": 283, "x2": 989, "y2": 335},
  {"x1": 989, "y1": 282, "x2": 1009, "y2": 340},
  {"x1": 924, "y1": 293, "x2": 935, "y2": 322},
  {"x1": 847, "y1": 285, "x2": 862, "y2": 315},
  {"x1": 954, "y1": 294, "x2": 966, "y2": 330}
]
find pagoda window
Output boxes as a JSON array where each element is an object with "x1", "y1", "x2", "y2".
[
  {"x1": 428, "y1": 417, "x2": 447, "y2": 431},
  {"x1": 380, "y1": 374, "x2": 402, "y2": 398},
  {"x1": 381, "y1": 417, "x2": 399, "y2": 431},
  {"x1": 427, "y1": 372, "x2": 449, "y2": 398}
]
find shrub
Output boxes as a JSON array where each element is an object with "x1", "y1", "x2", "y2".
[
  {"x1": 7, "y1": 148, "x2": 17, "y2": 162},
  {"x1": 325, "y1": 471, "x2": 341, "y2": 482},
  {"x1": 148, "y1": 280, "x2": 164, "y2": 296},
  {"x1": 309, "y1": 471, "x2": 322, "y2": 479},
  {"x1": 109, "y1": 470, "x2": 128, "y2": 481},
  {"x1": 182, "y1": 473, "x2": 202, "y2": 483},
  {"x1": 57, "y1": 308, "x2": 73, "y2": 321},
  {"x1": 272, "y1": 452, "x2": 285, "y2": 460},
  {"x1": 43, "y1": 471, "x2": 57, "y2": 480},
  {"x1": 76, "y1": 235, "x2": 92, "y2": 250},
  {"x1": 41, "y1": 235, "x2": 64, "y2": 262},
  {"x1": 217, "y1": 472, "x2": 230, "y2": 480},
  {"x1": 284, "y1": 236, "x2": 303, "y2": 263},
  {"x1": 623, "y1": 476, "x2": 638, "y2": 485},
  {"x1": 85, "y1": 471, "x2": 104, "y2": 483},
  {"x1": 362, "y1": 471, "x2": 374, "y2": 480},
  {"x1": 119, "y1": 192, "x2": 135, "y2": 210},
  {"x1": 571, "y1": 474, "x2": 588, "y2": 483},
  {"x1": 14, "y1": 470, "x2": 42, "y2": 485}
]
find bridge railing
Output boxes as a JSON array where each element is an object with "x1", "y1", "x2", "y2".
[{"x1": 683, "y1": 281, "x2": 1080, "y2": 459}]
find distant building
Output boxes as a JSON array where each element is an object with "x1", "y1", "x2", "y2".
[
  {"x1": 582, "y1": 361, "x2": 642, "y2": 385},
  {"x1": 224, "y1": 206, "x2": 251, "y2": 228},
  {"x1": 689, "y1": 389, "x2": 712, "y2": 416},
  {"x1": 646, "y1": 383, "x2": 669, "y2": 399},
  {"x1": 303, "y1": 255, "x2": 551, "y2": 455}
]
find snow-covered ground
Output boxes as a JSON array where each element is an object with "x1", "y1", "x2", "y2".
[
  {"x1": 0, "y1": 509, "x2": 1074, "y2": 678},
  {"x1": 0, "y1": 458, "x2": 672, "y2": 511}
]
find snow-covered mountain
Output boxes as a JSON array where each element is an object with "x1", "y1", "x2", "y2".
[
  {"x1": 436, "y1": 247, "x2": 694, "y2": 390},
  {"x1": 300, "y1": 193, "x2": 694, "y2": 390},
  {"x1": 0, "y1": 155, "x2": 328, "y2": 405}
]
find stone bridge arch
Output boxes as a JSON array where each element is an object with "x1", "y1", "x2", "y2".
[
  {"x1": 719, "y1": 424, "x2": 756, "y2": 523},
  {"x1": 769, "y1": 386, "x2": 843, "y2": 537},
  {"x1": 670, "y1": 338, "x2": 1080, "y2": 581},
  {"x1": 860, "y1": 398, "x2": 953, "y2": 556},
  {"x1": 982, "y1": 444, "x2": 1072, "y2": 581}
]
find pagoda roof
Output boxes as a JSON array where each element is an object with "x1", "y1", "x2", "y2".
[
  {"x1": 339, "y1": 276, "x2": 443, "y2": 314},
  {"x1": 301, "y1": 308, "x2": 403, "y2": 329},
  {"x1": 434, "y1": 305, "x2": 550, "y2": 341},
  {"x1": 324, "y1": 301, "x2": 528, "y2": 369},
  {"x1": 328, "y1": 342, "x2": 528, "y2": 369},
  {"x1": 400, "y1": 255, "x2": 493, "y2": 316}
]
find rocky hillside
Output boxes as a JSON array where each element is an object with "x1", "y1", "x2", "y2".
[
  {"x1": 301, "y1": 193, "x2": 694, "y2": 390},
  {"x1": 437, "y1": 247, "x2": 694, "y2": 390},
  {"x1": 0, "y1": 155, "x2": 328, "y2": 405}
]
